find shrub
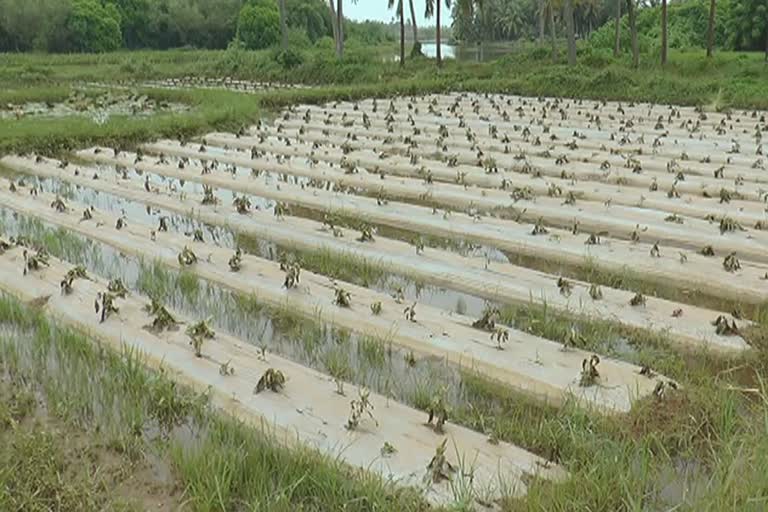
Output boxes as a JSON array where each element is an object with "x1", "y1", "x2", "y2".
[{"x1": 236, "y1": 3, "x2": 280, "y2": 50}]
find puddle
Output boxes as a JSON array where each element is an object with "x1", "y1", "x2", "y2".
[{"x1": 0, "y1": 210, "x2": 473, "y2": 416}]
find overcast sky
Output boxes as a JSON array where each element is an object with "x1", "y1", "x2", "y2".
[{"x1": 345, "y1": 1, "x2": 447, "y2": 27}]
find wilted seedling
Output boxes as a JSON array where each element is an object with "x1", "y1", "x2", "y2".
[
  {"x1": 719, "y1": 216, "x2": 744, "y2": 234},
  {"x1": 228, "y1": 248, "x2": 242, "y2": 272},
  {"x1": 60, "y1": 266, "x2": 87, "y2": 295},
  {"x1": 177, "y1": 246, "x2": 197, "y2": 266},
  {"x1": 233, "y1": 194, "x2": 251, "y2": 214},
  {"x1": 50, "y1": 196, "x2": 67, "y2": 212},
  {"x1": 672, "y1": 308, "x2": 683, "y2": 318},
  {"x1": 255, "y1": 368, "x2": 286, "y2": 393},
  {"x1": 404, "y1": 350, "x2": 417, "y2": 368},
  {"x1": 404, "y1": 302, "x2": 417, "y2": 322},
  {"x1": 562, "y1": 191, "x2": 577, "y2": 205},
  {"x1": 472, "y1": 306, "x2": 499, "y2": 331},
  {"x1": 629, "y1": 292, "x2": 647, "y2": 307},
  {"x1": 158, "y1": 216, "x2": 169, "y2": 232},
  {"x1": 588, "y1": 283, "x2": 603, "y2": 300},
  {"x1": 274, "y1": 201, "x2": 289, "y2": 219},
  {"x1": 94, "y1": 291, "x2": 119, "y2": 323},
  {"x1": 579, "y1": 354, "x2": 601, "y2": 387},
  {"x1": 639, "y1": 365, "x2": 656, "y2": 378},
  {"x1": 346, "y1": 388, "x2": 377, "y2": 431},
  {"x1": 413, "y1": 237, "x2": 425, "y2": 255},
  {"x1": 425, "y1": 439, "x2": 455, "y2": 484},
  {"x1": 283, "y1": 261, "x2": 301, "y2": 289},
  {"x1": 712, "y1": 315, "x2": 739, "y2": 336},
  {"x1": 107, "y1": 278, "x2": 128, "y2": 298},
  {"x1": 357, "y1": 223, "x2": 375, "y2": 242},
  {"x1": 188, "y1": 335, "x2": 204, "y2": 357},
  {"x1": 531, "y1": 218, "x2": 549, "y2": 235},
  {"x1": 653, "y1": 380, "x2": 678, "y2": 400},
  {"x1": 664, "y1": 214, "x2": 684, "y2": 224},
  {"x1": 370, "y1": 301, "x2": 382, "y2": 315},
  {"x1": 557, "y1": 277, "x2": 573, "y2": 297},
  {"x1": 700, "y1": 245, "x2": 715, "y2": 256},
  {"x1": 381, "y1": 441, "x2": 397, "y2": 457},
  {"x1": 22, "y1": 249, "x2": 49, "y2": 276},
  {"x1": 491, "y1": 327, "x2": 509, "y2": 350},
  {"x1": 81, "y1": 207, "x2": 93, "y2": 221},
  {"x1": 426, "y1": 393, "x2": 449, "y2": 434},
  {"x1": 145, "y1": 298, "x2": 178, "y2": 332},
  {"x1": 186, "y1": 319, "x2": 215, "y2": 340},
  {"x1": 334, "y1": 287, "x2": 351, "y2": 308},
  {"x1": 115, "y1": 216, "x2": 127, "y2": 230},
  {"x1": 219, "y1": 360, "x2": 235, "y2": 376},
  {"x1": 191, "y1": 229, "x2": 204, "y2": 243},
  {"x1": 393, "y1": 287, "x2": 405, "y2": 304},
  {"x1": 511, "y1": 186, "x2": 534, "y2": 202},
  {"x1": 723, "y1": 252, "x2": 741, "y2": 272},
  {"x1": 201, "y1": 184, "x2": 218, "y2": 205},
  {"x1": 650, "y1": 242, "x2": 661, "y2": 258}
]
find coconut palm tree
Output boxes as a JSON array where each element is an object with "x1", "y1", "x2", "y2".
[
  {"x1": 389, "y1": 0, "x2": 406, "y2": 66},
  {"x1": 409, "y1": 0, "x2": 420, "y2": 55},
  {"x1": 563, "y1": 0, "x2": 576, "y2": 65},
  {"x1": 425, "y1": 0, "x2": 450, "y2": 66}
]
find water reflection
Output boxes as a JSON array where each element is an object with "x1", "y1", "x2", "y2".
[{"x1": 418, "y1": 41, "x2": 516, "y2": 62}]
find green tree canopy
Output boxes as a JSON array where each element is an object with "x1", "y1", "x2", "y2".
[
  {"x1": 237, "y1": 2, "x2": 281, "y2": 49},
  {"x1": 67, "y1": 0, "x2": 123, "y2": 52}
]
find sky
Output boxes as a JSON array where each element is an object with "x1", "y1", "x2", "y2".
[{"x1": 345, "y1": 1, "x2": 447, "y2": 27}]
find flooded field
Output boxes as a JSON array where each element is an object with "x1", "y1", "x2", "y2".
[{"x1": 2, "y1": 91, "x2": 768, "y2": 510}]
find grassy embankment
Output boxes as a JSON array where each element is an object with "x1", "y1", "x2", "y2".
[{"x1": 1, "y1": 45, "x2": 766, "y2": 155}]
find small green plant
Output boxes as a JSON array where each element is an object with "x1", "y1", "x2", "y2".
[
  {"x1": 629, "y1": 292, "x2": 647, "y2": 306},
  {"x1": 380, "y1": 441, "x2": 397, "y2": 457},
  {"x1": 370, "y1": 301, "x2": 382, "y2": 315},
  {"x1": 144, "y1": 298, "x2": 178, "y2": 332},
  {"x1": 107, "y1": 278, "x2": 128, "y2": 298},
  {"x1": 588, "y1": 283, "x2": 603, "y2": 300},
  {"x1": 255, "y1": 368, "x2": 286, "y2": 393},
  {"x1": 425, "y1": 439, "x2": 454, "y2": 483},
  {"x1": 346, "y1": 388, "x2": 377, "y2": 431},
  {"x1": 219, "y1": 360, "x2": 235, "y2": 376},
  {"x1": 274, "y1": 201, "x2": 289, "y2": 219},
  {"x1": 186, "y1": 319, "x2": 215, "y2": 340},
  {"x1": 426, "y1": 392, "x2": 449, "y2": 434}
]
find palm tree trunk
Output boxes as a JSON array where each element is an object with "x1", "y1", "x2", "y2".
[
  {"x1": 337, "y1": 0, "x2": 344, "y2": 60},
  {"x1": 278, "y1": 0, "x2": 288, "y2": 51},
  {"x1": 706, "y1": 0, "x2": 716, "y2": 57},
  {"x1": 328, "y1": 0, "x2": 340, "y2": 58},
  {"x1": 626, "y1": 0, "x2": 638, "y2": 68},
  {"x1": 539, "y1": 0, "x2": 545, "y2": 43},
  {"x1": 409, "y1": 0, "x2": 418, "y2": 50},
  {"x1": 613, "y1": 0, "x2": 621, "y2": 56},
  {"x1": 661, "y1": 0, "x2": 667, "y2": 65},
  {"x1": 399, "y1": 0, "x2": 405, "y2": 66},
  {"x1": 765, "y1": 27, "x2": 768, "y2": 62},
  {"x1": 549, "y1": 3, "x2": 557, "y2": 62},
  {"x1": 436, "y1": 0, "x2": 442, "y2": 66},
  {"x1": 564, "y1": 0, "x2": 577, "y2": 65}
]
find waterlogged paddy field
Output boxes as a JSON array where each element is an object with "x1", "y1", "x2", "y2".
[{"x1": 2, "y1": 91, "x2": 768, "y2": 511}]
